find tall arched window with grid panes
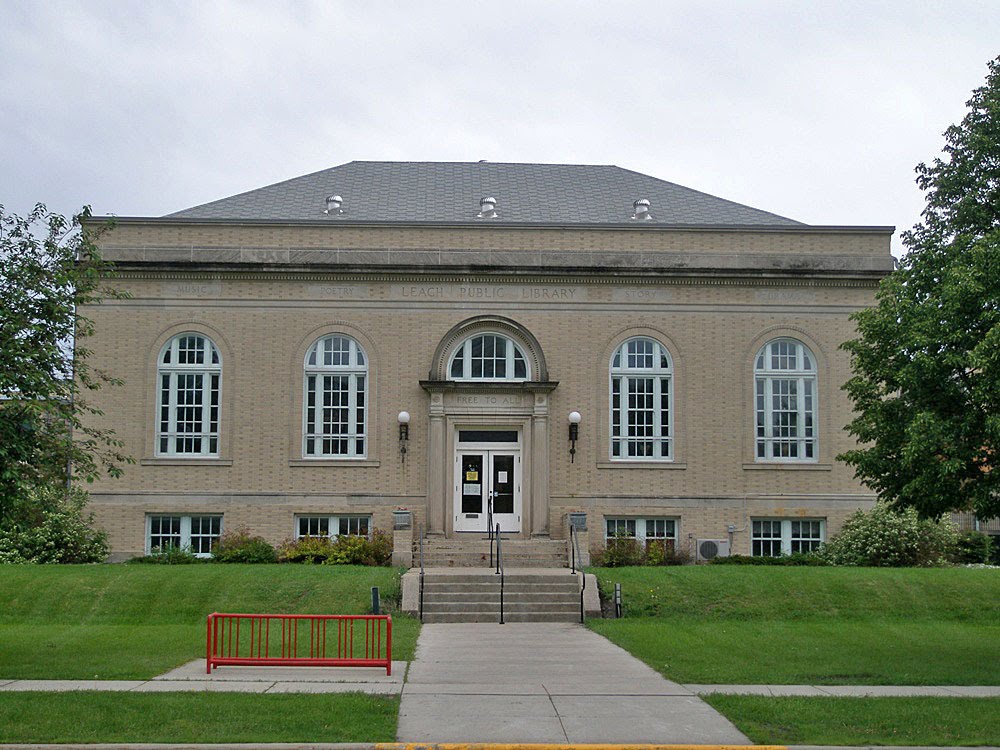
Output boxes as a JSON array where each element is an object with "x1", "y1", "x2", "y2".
[
  {"x1": 610, "y1": 337, "x2": 673, "y2": 460},
  {"x1": 754, "y1": 338, "x2": 817, "y2": 461},
  {"x1": 303, "y1": 335, "x2": 368, "y2": 458},
  {"x1": 448, "y1": 333, "x2": 530, "y2": 381},
  {"x1": 156, "y1": 333, "x2": 221, "y2": 456}
]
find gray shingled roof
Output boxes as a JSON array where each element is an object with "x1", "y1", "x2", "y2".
[{"x1": 166, "y1": 161, "x2": 804, "y2": 226}]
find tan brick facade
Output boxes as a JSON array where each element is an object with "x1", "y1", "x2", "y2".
[{"x1": 82, "y1": 220, "x2": 890, "y2": 560}]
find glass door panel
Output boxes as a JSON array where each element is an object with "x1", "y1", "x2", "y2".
[
  {"x1": 461, "y1": 453, "x2": 484, "y2": 515},
  {"x1": 491, "y1": 454, "x2": 514, "y2": 514}
]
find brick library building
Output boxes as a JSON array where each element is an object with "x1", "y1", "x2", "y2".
[{"x1": 82, "y1": 161, "x2": 897, "y2": 563}]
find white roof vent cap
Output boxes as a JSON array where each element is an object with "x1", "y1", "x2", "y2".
[
  {"x1": 477, "y1": 196, "x2": 498, "y2": 219},
  {"x1": 324, "y1": 194, "x2": 344, "y2": 215},
  {"x1": 632, "y1": 198, "x2": 652, "y2": 220}
]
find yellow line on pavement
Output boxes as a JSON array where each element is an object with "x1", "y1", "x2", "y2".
[{"x1": 377, "y1": 744, "x2": 786, "y2": 750}]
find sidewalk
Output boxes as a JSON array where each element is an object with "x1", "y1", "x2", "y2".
[
  {"x1": 0, "y1": 660, "x2": 406, "y2": 695},
  {"x1": 397, "y1": 622, "x2": 750, "y2": 744}
]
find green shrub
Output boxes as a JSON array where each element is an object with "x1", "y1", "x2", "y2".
[
  {"x1": 277, "y1": 535, "x2": 335, "y2": 564},
  {"x1": 592, "y1": 535, "x2": 647, "y2": 567},
  {"x1": 324, "y1": 529, "x2": 393, "y2": 566},
  {"x1": 819, "y1": 502, "x2": 959, "y2": 567},
  {"x1": 278, "y1": 529, "x2": 392, "y2": 566},
  {"x1": 126, "y1": 545, "x2": 203, "y2": 564},
  {"x1": 710, "y1": 552, "x2": 827, "y2": 566},
  {"x1": 954, "y1": 530, "x2": 994, "y2": 564},
  {"x1": 0, "y1": 486, "x2": 108, "y2": 564},
  {"x1": 212, "y1": 527, "x2": 277, "y2": 563},
  {"x1": 645, "y1": 540, "x2": 691, "y2": 566}
]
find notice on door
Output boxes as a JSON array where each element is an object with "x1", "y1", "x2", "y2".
[
  {"x1": 498, "y1": 471, "x2": 508, "y2": 483},
  {"x1": 465, "y1": 471, "x2": 478, "y2": 481},
  {"x1": 463, "y1": 484, "x2": 480, "y2": 495}
]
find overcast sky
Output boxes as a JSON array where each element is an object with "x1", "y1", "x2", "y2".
[{"x1": 2, "y1": 1, "x2": 997, "y2": 256}]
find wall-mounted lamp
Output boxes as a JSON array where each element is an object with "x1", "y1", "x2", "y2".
[
  {"x1": 568, "y1": 411, "x2": 582, "y2": 463},
  {"x1": 397, "y1": 411, "x2": 410, "y2": 462}
]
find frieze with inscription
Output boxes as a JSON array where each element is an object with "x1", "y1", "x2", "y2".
[
  {"x1": 391, "y1": 283, "x2": 583, "y2": 302},
  {"x1": 163, "y1": 281, "x2": 222, "y2": 298},
  {"x1": 444, "y1": 392, "x2": 532, "y2": 410}
]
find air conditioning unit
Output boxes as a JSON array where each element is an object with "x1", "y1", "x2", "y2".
[{"x1": 696, "y1": 538, "x2": 731, "y2": 562}]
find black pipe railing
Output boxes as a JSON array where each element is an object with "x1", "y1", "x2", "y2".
[
  {"x1": 487, "y1": 495, "x2": 494, "y2": 568},
  {"x1": 570, "y1": 525, "x2": 586, "y2": 623},
  {"x1": 418, "y1": 523, "x2": 425, "y2": 623},
  {"x1": 495, "y1": 522, "x2": 505, "y2": 624}
]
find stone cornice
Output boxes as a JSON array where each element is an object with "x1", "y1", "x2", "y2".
[{"x1": 110, "y1": 267, "x2": 884, "y2": 288}]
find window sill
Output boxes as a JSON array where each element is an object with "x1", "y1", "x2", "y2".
[
  {"x1": 742, "y1": 462, "x2": 832, "y2": 471},
  {"x1": 597, "y1": 461, "x2": 687, "y2": 470},
  {"x1": 141, "y1": 457, "x2": 232, "y2": 466},
  {"x1": 289, "y1": 459, "x2": 381, "y2": 468}
]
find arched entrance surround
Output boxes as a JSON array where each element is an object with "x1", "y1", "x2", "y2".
[{"x1": 420, "y1": 316, "x2": 557, "y2": 537}]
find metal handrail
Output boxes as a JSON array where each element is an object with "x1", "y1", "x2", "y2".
[
  {"x1": 487, "y1": 494, "x2": 494, "y2": 568},
  {"x1": 570, "y1": 525, "x2": 586, "y2": 623},
  {"x1": 418, "y1": 523, "x2": 425, "y2": 623},
  {"x1": 495, "y1": 522, "x2": 505, "y2": 625}
]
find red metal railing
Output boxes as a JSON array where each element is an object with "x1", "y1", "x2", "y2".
[{"x1": 206, "y1": 613, "x2": 391, "y2": 675}]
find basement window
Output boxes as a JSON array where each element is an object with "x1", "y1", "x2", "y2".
[
  {"x1": 605, "y1": 517, "x2": 677, "y2": 547},
  {"x1": 751, "y1": 518, "x2": 825, "y2": 556},
  {"x1": 147, "y1": 514, "x2": 222, "y2": 557},
  {"x1": 295, "y1": 515, "x2": 372, "y2": 539}
]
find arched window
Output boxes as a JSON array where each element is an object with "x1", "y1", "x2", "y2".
[
  {"x1": 303, "y1": 335, "x2": 368, "y2": 457},
  {"x1": 754, "y1": 338, "x2": 817, "y2": 461},
  {"x1": 448, "y1": 333, "x2": 530, "y2": 381},
  {"x1": 157, "y1": 333, "x2": 221, "y2": 456},
  {"x1": 610, "y1": 337, "x2": 672, "y2": 460}
]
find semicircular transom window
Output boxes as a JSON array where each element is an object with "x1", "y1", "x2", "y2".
[
  {"x1": 303, "y1": 335, "x2": 368, "y2": 458},
  {"x1": 449, "y1": 333, "x2": 530, "y2": 381},
  {"x1": 754, "y1": 338, "x2": 817, "y2": 462},
  {"x1": 156, "y1": 333, "x2": 221, "y2": 456}
]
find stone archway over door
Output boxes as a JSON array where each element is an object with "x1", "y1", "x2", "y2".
[{"x1": 420, "y1": 381, "x2": 557, "y2": 538}]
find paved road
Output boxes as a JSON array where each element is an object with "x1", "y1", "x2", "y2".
[{"x1": 397, "y1": 622, "x2": 750, "y2": 744}]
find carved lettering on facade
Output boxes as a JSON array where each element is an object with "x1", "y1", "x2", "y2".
[
  {"x1": 754, "y1": 290, "x2": 818, "y2": 304},
  {"x1": 391, "y1": 284, "x2": 580, "y2": 301},
  {"x1": 453, "y1": 394, "x2": 524, "y2": 406},
  {"x1": 611, "y1": 288, "x2": 673, "y2": 302},
  {"x1": 306, "y1": 284, "x2": 361, "y2": 298},
  {"x1": 163, "y1": 282, "x2": 222, "y2": 297}
]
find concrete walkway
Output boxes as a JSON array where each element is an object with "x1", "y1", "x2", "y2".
[
  {"x1": 0, "y1": 660, "x2": 406, "y2": 695},
  {"x1": 686, "y1": 684, "x2": 1000, "y2": 697},
  {"x1": 397, "y1": 622, "x2": 750, "y2": 744}
]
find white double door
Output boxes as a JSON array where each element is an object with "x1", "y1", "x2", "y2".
[{"x1": 454, "y1": 439, "x2": 521, "y2": 533}]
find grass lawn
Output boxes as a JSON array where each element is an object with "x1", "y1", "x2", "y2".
[
  {"x1": 0, "y1": 691, "x2": 398, "y2": 743},
  {"x1": 588, "y1": 566, "x2": 1000, "y2": 685},
  {"x1": 705, "y1": 695, "x2": 1000, "y2": 746},
  {"x1": 0, "y1": 565, "x2": 418, "y2": 679}
]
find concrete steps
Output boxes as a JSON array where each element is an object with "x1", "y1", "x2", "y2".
[
  {"x1": 417, "y1": 537, "x2": 568, "y2": 568},
  {"x1": 417, "y1": 569, "x2": 584, "y2": 624}
]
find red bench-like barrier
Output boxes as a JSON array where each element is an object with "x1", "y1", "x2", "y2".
[{"x1": 206, "y1": 612, "x2": 392, "y2": 675}]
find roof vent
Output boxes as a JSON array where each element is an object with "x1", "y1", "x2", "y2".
[
  {"x1": 477, "y1": 196, "x2": 498, "y2": 219},
  {"x1": 324, "y1": 194, "x2": 343, "y2": 215},
  {"x1": 632, "y1": 198, "x2": 652, "y2": 220}
]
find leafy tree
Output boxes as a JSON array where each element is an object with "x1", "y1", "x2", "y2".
[
  {"x1": 0, "y1": 203, "x2": 131, "y2": 529},
  {"x1": 840, "y1": 56, "x2": 1000, "y2": 520}
]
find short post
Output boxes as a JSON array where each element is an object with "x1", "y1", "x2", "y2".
[
  {"x1": 371, "y1": 586, "x2": 381, "y2": 615},
  {"x1": 614, "y1": 582, "x2": 622, "y2": 618}
]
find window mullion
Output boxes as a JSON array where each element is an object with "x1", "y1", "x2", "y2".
[
  {"x1": 200, "y1": 371, "x2": 212, "y2": 455},
  {"x1": 348, "y1": 373, "x2": 358, "y2": 456},
  {"x1": 168, "y1": 372, "x2": 178, "y2": 454},
  {"x1": 781, "y1": 520, "x2": 792, "y2": 555}
]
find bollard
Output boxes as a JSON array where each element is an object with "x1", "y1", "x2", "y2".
[
  {"x1": 614, "y1": 582, "x2": 622, "y2": 618},
  {"x1": 371, "y1": 586, "x2": 380, "y2": 615}
]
